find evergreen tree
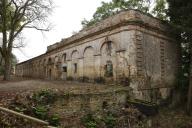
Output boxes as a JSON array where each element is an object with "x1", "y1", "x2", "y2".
[{"x1": 167, "y1": 0, "x2": 192, "y2": 114}]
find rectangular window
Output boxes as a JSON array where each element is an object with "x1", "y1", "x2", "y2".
[
  {"x1": 63, "y1": 66, "x2": 67, "y2": 72},
  {"x1": 105, "y1": 61, "x2": 113, "y2": 77},
  {"x1": 74, "y1": 63, "x2": 77, "y2": 73}
]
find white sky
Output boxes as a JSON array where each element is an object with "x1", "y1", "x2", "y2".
[{"x1": 13, "y1": 0, "x2": 111, "y2": 63}]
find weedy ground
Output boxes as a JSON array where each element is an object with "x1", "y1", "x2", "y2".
[{"x1": 0, "y1": 78, "x2": 192, "y2": 128}]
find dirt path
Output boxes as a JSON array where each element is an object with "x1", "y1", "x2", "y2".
[{"x1": 0, "y1": 79, "x2": 127, "y2": 101}]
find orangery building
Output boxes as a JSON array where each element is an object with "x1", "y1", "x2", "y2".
[{"x1": 16, "y1": 10, "x2": 180, "y2": 102}]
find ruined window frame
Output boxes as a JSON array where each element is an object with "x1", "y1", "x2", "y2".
[
  {"x1": 63, "y1": 66, "x2": 67, "y2": 72},
  {"x1": 63, "y1": 53, "x2": 67, "y2": 63},
  {"x1": 104, "y1": 60, "x2": 113, "y2": 77},
  {"x1": 74, "y1": 63, "x2": 77, "y2": 73}
]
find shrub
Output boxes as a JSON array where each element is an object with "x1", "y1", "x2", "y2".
[
  {"x1": 49, "y1": 114, "x2": 60, "y2": 126},
  {"x1": 32, "y1": 89, "x2": 57, "y2": 105},
  {"x1": 81, "y1": 113, "x2": 98, "y2": 128},
  {"x1": 82, "y1": 112, "x2": 117, "y2": 128},
  {"x1": 33, "y1": 105, "x2": 48, "y2": 120},
  {"x1": 103, "y1": 113, "x2": 116, "y2": 128}
]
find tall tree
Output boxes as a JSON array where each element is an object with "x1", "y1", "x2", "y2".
[
  {"x1": 0, "y1": 0, "x2": 53, "y2": 80},
  {"x1": 81, "y1": 0, "x2": 167, "y2": 28},
  {"x1": 152, "y1": 0, "x2": 167, "y2": 20},
  {"x1": 167, "y1": 0, "x2": 192, "y2": 114}
]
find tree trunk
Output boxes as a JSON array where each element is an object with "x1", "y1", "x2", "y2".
[
  {"x1": 3, "y1": 56, "x2": 11, "y2": 81},
  {"x1": 187, "y1": 42, "x2": 192, "y2": 115}
]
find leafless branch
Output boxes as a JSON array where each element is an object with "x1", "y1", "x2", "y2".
[
  {"x1": 13, "y1": 34, "x2": 26, "y2": 48},
  {"x1": 0, "y1": 0, "x2": 53, "y2": 79},
  {"x1": 24, "y1": 25, "x2": 50, "y2": 31},
  {"x1": 12, "y1": 44, "x2": 25, "y2": 48}
]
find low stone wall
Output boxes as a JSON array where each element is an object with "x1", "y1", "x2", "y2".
[{"x1": 50, "y1": 88, "x2": 130, "y2": 116}]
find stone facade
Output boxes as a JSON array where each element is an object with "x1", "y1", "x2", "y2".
[{"x1": 15, "y1": 10, "x2": 180, "y2": 102}]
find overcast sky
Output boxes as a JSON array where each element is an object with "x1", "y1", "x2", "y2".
[{"x1": 13, "y1": 0, "x2": 111, "y2": 63}]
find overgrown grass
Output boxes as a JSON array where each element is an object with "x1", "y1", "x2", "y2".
[{"x1": 10, "y1": 89, "x2": 61, "y2": 126}]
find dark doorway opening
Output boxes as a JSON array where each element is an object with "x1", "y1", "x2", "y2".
[{"x1": 49, "y1": 69, "x2": 52, "y2": 80}]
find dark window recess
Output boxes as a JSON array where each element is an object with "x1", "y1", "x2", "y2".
[
  {"x1": 102, "y1": 101, "x2": 108, "y2": 109},
  {"x1": 105, "y1": 61, "x2": 113, "y2": 77},
  {"x1": 48, "y1": 58, "x2": 52, "y2": 65},
  {"x1": 74, "y1": 63, "x2": 77, "y2": 73},
  {"x1": 63, "y1": 66, "x2": 67, "y2": 72}
]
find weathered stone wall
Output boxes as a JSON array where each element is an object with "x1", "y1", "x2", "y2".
[
  {"x1": 129, "y1": 30, "x2": 180, "y2": 102},
  {"x1": 15, "y1": 10, "x2": 180, "y2": 102},
  {"x1": 16, "y1": 29, "x2": 136, "y2": 82},
  {"x1": 50, "y1": 88, "x2": 130, "y2": 115}
]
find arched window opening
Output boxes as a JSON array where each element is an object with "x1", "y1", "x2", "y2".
[{"x1": 48, "y1": 58, "x2": 52, "y2": 65}]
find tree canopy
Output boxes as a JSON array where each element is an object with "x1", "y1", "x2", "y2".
[
  {"x1": 167, "y1": 0, "x2": 192, "y2": 115},
  {"x1": 81, "y1": 0, "x2": 167, "y2": 28}
]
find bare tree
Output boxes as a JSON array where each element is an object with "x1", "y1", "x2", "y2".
[{"x1": 0, "y1": 0, "x2": 53, "y2": 80}]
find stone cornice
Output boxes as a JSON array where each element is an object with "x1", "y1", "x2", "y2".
[
  {"x1": 17, "y1": 10, "x2": 174, "y2": 66},
  {"x1": 46, "y1": 10, "x2": 172, "y2": 53}
]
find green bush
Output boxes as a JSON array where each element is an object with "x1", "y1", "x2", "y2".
[
  {"x1": 33, "y1": 105, "x2": 48, "y2": 120},
  {"x1": 49, "y1": 114, "x2": 60, "y2": 126},
  {"x1": 81, "y1": 113, "x2": 98, "y2": 128},
  {"x1": 32, "y1": 89, "x2": 61, "y2": 125},
  {"x1": 81, "y1": 112, "x2": 117, "y2": 128},
  {"x1": 32, "y1": 89, "x2": 57, "y2": 105},
  {"x1": 103, "y1": 113, "x2": 116, "y2": 128}
]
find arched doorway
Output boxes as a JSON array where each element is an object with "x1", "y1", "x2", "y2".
[
  {"x1": 47, "y1": 57, "x2": 53, "y2": 80},
  {"x1": 100, "y1": 41, "x2": 116, "y2": 82},
  {"x1": 71, "y1": 50, "x2": 79, "y2": 80},
  {"x1": 48, "y1": 69, "x2": 52, "y2": 80},
  {"x1": 61, "y1": 53, "x2": 67, "y2": 80},
  {"x1": 83, "y1": 46, "x2": 94, "y2": 80}
]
